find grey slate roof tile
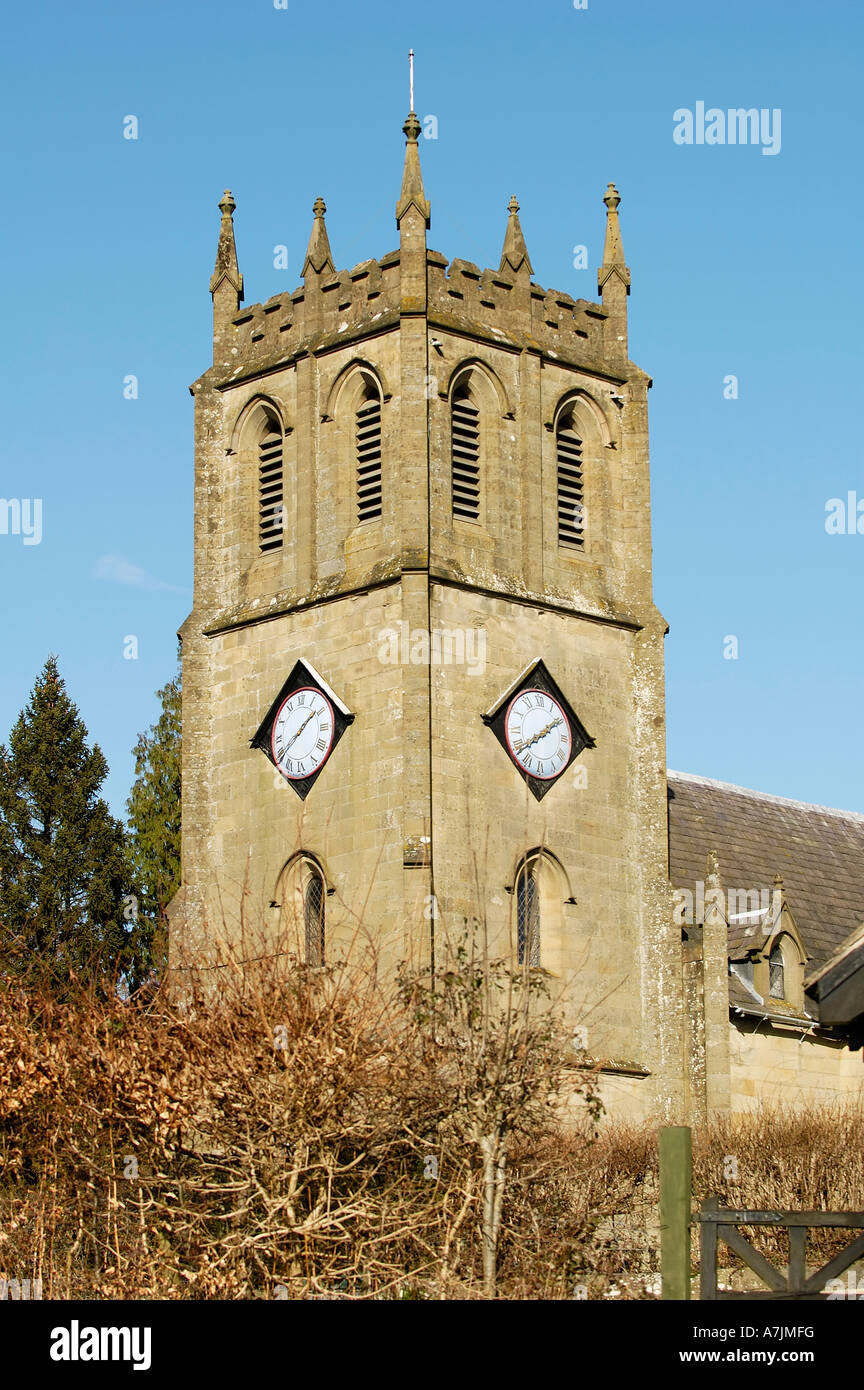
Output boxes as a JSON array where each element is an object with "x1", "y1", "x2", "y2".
[{"x1": 668, "y1": 771, "x2": 864, "y2": 975}]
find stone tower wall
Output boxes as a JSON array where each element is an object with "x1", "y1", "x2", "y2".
[{"x1": 170, "y1": 130, "x2": 685, "y2": 1118}]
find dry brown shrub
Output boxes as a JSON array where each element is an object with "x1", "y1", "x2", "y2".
[
  {"x1": 0, "y1": 933, "x2": 599, "y2": 1299},
  {"x1": 692, "y1": 1103, "x2": 864, "y2": 1272},
  {"x1": 1, "y1": 949, "x2": 861, "y2": 1300}
]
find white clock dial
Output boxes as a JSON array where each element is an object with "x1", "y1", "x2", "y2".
[
  {"x1": 504, "y1": 688, "x2": 572, "y2": 780},
  {"x1": 271, "y1": 686, "x2": 335, "y2": 781}
]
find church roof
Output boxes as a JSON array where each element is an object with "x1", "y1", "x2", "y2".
[
  {"x1": 806, "y1": 921, "x2": 864, "y2": 1027},
  {"x1": 667, "y1": 770, "x2": 864, "y2": 975}
]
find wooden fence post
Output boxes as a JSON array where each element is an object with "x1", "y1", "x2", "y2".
[{"x1": 660, "y1": 1125, "x2": 692, "y2": 1300}]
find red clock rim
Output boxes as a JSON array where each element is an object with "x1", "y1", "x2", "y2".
[
  {"x1": 271, "y1": 687, "x2": 335, "y2": 780},
  {"x1": 504, "y1": 689, "x2": 572, "y2": 779}
]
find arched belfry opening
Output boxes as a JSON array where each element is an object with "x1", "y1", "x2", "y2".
[{"x1": 355, "y1": 380, "x2": 383, "y2": 524}]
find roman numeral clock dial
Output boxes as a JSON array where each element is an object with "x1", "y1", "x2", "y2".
[
  {"x1": 506, "y1": 690, "x2": 572, "y2": 780},
  {"x1": 271, "y1": 688, "x2": 333, "y2": 781},
  {"x1": 483, "y1": 660, "x2": 594, "y2": 801},
  {"x1": 251, "y1": 659, "x2": 354, "y2": 801}
]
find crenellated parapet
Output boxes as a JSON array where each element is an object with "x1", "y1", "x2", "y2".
[
  {"x1": 426, "y1": 250, "x2": 618, "y2": 377},
  {"x1": 215, "y1": 243, "x2": 624, "y2": 388},
  {"x1": 207, "y1": 82, "x2": 636, "y2": 397},
  {"x1": 208, "y1": 98, "x2": 635, "y2": 395},
  {"x1": 217, "y1": 256, "x2": 403, "y2": 387}
]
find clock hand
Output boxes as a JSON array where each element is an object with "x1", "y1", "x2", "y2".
[
  {"x1": 284, "y1": 712, "x2": 315, "y2": 752},
  {"x1": 513, "y1": 722, "x2": 555, "y2": 756},
  {"x1": 514, "y1": 717, "x2": 563, "y2": 754}
]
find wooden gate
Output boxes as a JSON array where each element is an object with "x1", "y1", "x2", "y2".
[{"x1": 699, "y1": 1195, "x2": 864, "y2": 1300}]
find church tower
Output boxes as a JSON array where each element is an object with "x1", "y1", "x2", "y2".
[{"x1": 172, "y1": 108, "x2": 684, "y2": 1119}]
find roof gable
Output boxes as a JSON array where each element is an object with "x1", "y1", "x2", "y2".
[{"x1": 668, "y1": 771, "x2": 864, "y2": 973}]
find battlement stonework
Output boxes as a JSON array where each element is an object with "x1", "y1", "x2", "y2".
[{"x1": 219, "y1": 248, "x2": 620, "y2": 388}]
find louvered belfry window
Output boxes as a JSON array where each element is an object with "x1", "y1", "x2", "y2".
[
  {"x1": 304, "y1": 870, "x2": 325, "y2": 968},
  {"x1": 451, "y1": 389, "x2": 480, "y2": 521},
  {"x1": 356, "y1": 390, "x2": 383, "y2": 522},
  {"x1": 258, "y1": 426, "x2": 284, "y2": 552},
  {"x1": 557, "y1": 415, "x2": 585, "y2": 548}
]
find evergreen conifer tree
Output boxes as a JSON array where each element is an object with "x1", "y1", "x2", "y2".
[
  {"x1": 0, "y1": 656, "x2": 131, "y2": 984},
  {"x1": 125, "y1": 664, "x2": 181, "y2": 976}
]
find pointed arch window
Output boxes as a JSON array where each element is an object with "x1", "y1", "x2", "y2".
[
  {"x1": 451, "y1": 387, "x2": 480, "y2": 520},
  {"x1": 556, "y1": 411, "x2": 585, "y2": 548},
  {"x1": 769, "y1": 942, "x2": 785, "y2": 999},
  {"x1": 516, "y1": 860, "x2": 541, "y2": 967},
  {"x1": 304, "y1": 868, "x2": 325, "y2": 967},
  {"x1": 258, "y1": 421, "x2": 284, "y2": 553},
  {"x1": 276, "y1": 855, "x2": 327, "y2": 968},
  {"x1": 356, "y1": 384, "x2": 383, "y2": 523}
]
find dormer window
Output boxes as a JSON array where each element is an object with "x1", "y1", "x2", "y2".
[
  {"x1": 753, "y1": 928, "x2": 806, "y2": 1013},
  {"x1": 769, "y1": 942, "x2": 785, "y2": 999}
]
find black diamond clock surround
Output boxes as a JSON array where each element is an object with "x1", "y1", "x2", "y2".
[
  {"x1": 482, "y1": 658, "x2": 594, "y2": 801},
  {"x1": 251, "y1": 658, "x2": 354, "y2": 801}
]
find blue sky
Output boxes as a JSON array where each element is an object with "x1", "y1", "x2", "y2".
[{"x1": 1, "y1": 0, "x2": 862, "y2": 816}]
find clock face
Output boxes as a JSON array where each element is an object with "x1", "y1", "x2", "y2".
[
  {"x1": 483, "y1": 660, "x2": 593, "y2": 801},
  {"x1": 251, "y1": 660, "x2": 354, "y2": 800},
  {"x1": 270, "y1": 687, "x2": 335, "y2": 781},
  {"x1": 504, "y1": 688, "x2": 573, "y2": 780}
]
